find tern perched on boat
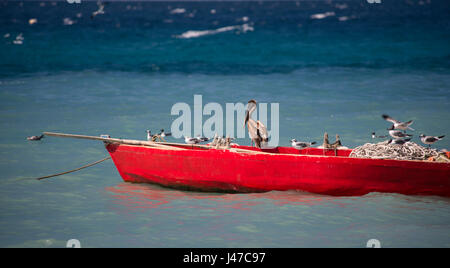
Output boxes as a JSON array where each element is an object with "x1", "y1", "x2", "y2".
[
  {"x1": 27, "y1": 134, "x2": 44, "y2": 141},
  {"x1": 371, "y1": 132, "x2": 387, "y2": 139},
  {"x1": 91, "y1": 1, "x2": 106, "y2": 19},
  {"x1": 382, "y1": 114, "x2": 414, "y2": 132},
  {"x1": 388, "y1": 138, "x2": 412, "y2": 145},
  {"x1": 145, "y1": 130, "x2": 153, "y2": 141},
  {"x1": 387, "y1": 127, "x2": 413, "y2": 139},
  {"x1": 291, "y1": 139, "x2": 316, "y2": 150},
  {"x1": 420, "y1": 134, "x2": 445, "y2": 148},
  {"x1": 159, "y1": 129, "x2": 171, "y2": 138},
  {"x1": 244, "y1": 99, "x2": 268, "y2": 148},
  {"x1": 185, "y1": 136, "x2": 200, "y2": 144},
  {"x1": 196, "y1": 135, "x2": 209, "y2": 143}
]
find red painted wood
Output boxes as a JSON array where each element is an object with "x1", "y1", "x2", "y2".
[{"x1": 105, "y1": 143, "x2": 450, "y2": 197}]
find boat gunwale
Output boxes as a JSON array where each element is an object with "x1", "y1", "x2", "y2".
[{"x1": 106, "y1": 142, "x2": 450, "y2": 167}]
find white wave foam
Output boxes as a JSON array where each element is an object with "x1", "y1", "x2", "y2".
[
  {"x1": 335, "y1": 4, "x2": 348, "y2": 10},
  {"x1": 63, "y1": 17, "x2": 76, "y2": 26},
  {"x1": 170, "y1": 8, "x2": 186, "y2": 15},
  {"x1": 176, "y1": 23, "x2": 254, "y2": 39},
  {"x1": 310, "y1": 12, "x2": 335, "y2": 20}
]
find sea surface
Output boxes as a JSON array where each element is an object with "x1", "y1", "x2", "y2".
[{"x1": 0, "y1": 0, "x2": 449, "y2": 248}]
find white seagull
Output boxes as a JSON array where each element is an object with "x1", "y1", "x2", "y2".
[
  {"x1": 387, "y1": 127, "x2": 413, "y2": 139},
  {"x1": 244, "y1": 99, "x2": 268, "y2": 148},
  {"x1": 420, "y1": 134, "x2": 445, "y2": 148},
  {"x1": 184, "y1": 136, "x2": 200, "y2": 144},
  {"x1": 388, "y1": 138, "x2": 412, "y2": 145},
  {"x1": 91, "y1": 1, "x2": 106, "y2": 19},
  {"x1": 195, "y1": 135, "x2": 209, "y2": 143},
  {"x1": 146, "y1": 130, "x2": 152, "y2": 141},
  {"x1": 291, "y1": 139, "x2": 316, "y2": 150},
  {"x1": 159, "y1": 129, "x2": 172, "y2": 138},
  {"x1": 372, "y1": 132, "x2": 387, "y2": 139},
  {"x1": 382, "y1": 114, "x2": 414, "y2": 132}
]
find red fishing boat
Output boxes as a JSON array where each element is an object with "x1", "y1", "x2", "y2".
[
  {"x1": 42, "y1": 132, "x2": 450, "y2": 197},
  {"x1": 104, "y1": 141, "x2": 450, "y2": 197}
]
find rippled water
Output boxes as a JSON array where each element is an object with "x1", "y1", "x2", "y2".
[{"x1": 0, "y1": 1, "x2": 449, "y2": 247}]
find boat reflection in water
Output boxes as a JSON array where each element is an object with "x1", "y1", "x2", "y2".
[
  {"x1": 104, "y1": 182, "x2": 355, "y2": 211},
  {"x1": 106, "y1": 182, "x2": 438, "y2": 214},
  {"x1": 106, "y1": 182, "x2": 450, "y2": 212}
]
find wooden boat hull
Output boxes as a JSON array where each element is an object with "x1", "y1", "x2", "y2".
[{"x1": 105, "y1": 143, "x2": 450, "y2": 197}]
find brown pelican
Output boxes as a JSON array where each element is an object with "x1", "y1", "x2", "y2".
[
  {"x1": 420, "y1": 134, "x2": 445, "y2": 148},
  {"x1": 382, "y1": 114, "x2": 414, "y2": 132},
  {"x1": 244, "y1": 99, "x2": 268, "y2": 148}
]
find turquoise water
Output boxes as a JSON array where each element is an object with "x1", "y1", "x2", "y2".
[{"x1": 0, "y1": 1, "x2": 449, "y2": 247}]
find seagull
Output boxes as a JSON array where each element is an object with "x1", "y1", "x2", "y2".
[
  {"x1": 91, "y1": 1, "x2": 106, "y2": 19},
  {"x1": 372, "y1": 132, "x2": 387, "y2": 139},
  {"x1": 145, "y1": 130, "x2": 152, "y2": 141},
  {"x1": 420, "y1": 134, "x2": 445, "y2": 148},
  {"x1": 27, "y1": 134, "x2": 44, "y2": 141},
  {"x1": 387, "y1": 127, "x2": 413, "y2": 139},
  {"x1": 388, "y1": 138, "x2": 412, "y2": 145},
  {"x1": 291, "y1": 139, "x2": 316, "y2": 150},
  {"x1": 244, "y1": 99, "x2": 268, "y2": 148},
  {"x1": 159, "y1": 129, "x2": 172, "y2": 138},
  {"x1": 195, "y1": 135, "x2": 209, "y2": 143},
  {"x1": 382, "y1": 114, "x2": 414, "y2": 132},
  {"x1": 184, "y1": 136, "x2": 200, "y2": 144}
]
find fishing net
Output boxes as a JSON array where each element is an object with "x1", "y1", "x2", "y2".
[{"x1": 349, "y1": 140, "x2": 445, "y2": 161}]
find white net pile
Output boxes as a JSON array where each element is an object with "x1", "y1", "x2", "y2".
[{"x1": 349, "y1": 141, "x2": 441, "y2": 161}]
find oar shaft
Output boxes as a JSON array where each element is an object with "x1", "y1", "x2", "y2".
[{"x1": 43, "y1": 132, "x2": 184, "y2": 150}]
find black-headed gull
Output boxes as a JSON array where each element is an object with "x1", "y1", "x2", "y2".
[
  {"x1": 420, "y1": 134, "x2": 445, "y2": 148},
  {"x1": 291, "y1": 139, "x2": 316, "y2": 150},
  {"x1": 382, "y1": 114, "x2": 414, "y2": 132}
]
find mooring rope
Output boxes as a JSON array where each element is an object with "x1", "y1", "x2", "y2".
[
  {"x1": 350, "y1": 141, "x2": 444, "y2": 161},
  {"x1": 35, "y1": 156, "x2": 111, "y2": 181}
]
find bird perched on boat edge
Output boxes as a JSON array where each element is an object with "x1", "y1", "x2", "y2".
[
  {"x1": 184, "y1": 136, "x2": 200, "y2": 144},
  {"x1": 382, "y1": 114, "x2": 414, "y2": 132},
  {"x1": 371, "y1": 132, "x2": 387, "y2": 139},
  {"x1": 420, "y1": 134, "x2": 445, "y2": 148},
  {"x1": 244, "y1": 99, "x2": 268, "y2": 149},
  {"x1": 27, "y1": 134, "x2": 44, "y2": 141},
  {"x1": 291, "y1": 139, "x2": 316, "y2": 150},
  {"x1": 145, "y1": 130, "x2": 153, "y2": 141},
  {"x1": 159, "y1": 129, "x2": 172, "y2": 138},
  {"x1": 195, "y1": 134, "x2": 209, "y2": 143}
]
